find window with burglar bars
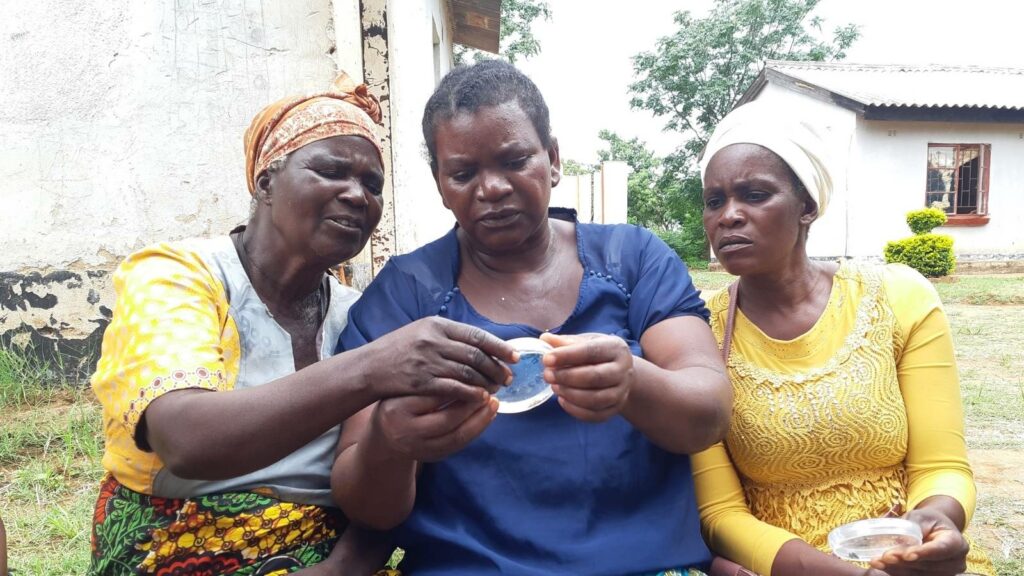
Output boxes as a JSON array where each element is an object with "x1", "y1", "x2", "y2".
[{"x1": 924, "y1": 143, "x2": 990, "y2": 216}]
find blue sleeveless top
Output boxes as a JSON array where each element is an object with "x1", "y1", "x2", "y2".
[{"x1": 339, "y1": 210, "x2": 711, "y2": 575}]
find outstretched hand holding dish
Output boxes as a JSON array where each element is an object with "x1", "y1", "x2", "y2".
[
  {"x1": 868, "y1": 508, "x2": 969, "y2": 576},
  {"x1": 540, "y1": 332, "x2": 634, "y2": 422},
  {"x1": 366, "y1": 316, "x2": 516, "y2": 402}
]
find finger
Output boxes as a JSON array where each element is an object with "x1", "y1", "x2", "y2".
[
  {"x1": 877, "y1": 552, "x2": 968, "y2": 573},
  {"x1": 872, "y1": 542, "x2": 967, "y2": 574},
  {"x1": 442, "y1": 320, "x2": 517, "y2": 363},
  {"x1": 557, "y1": 395, "x2": 620, "y2": 423},
  {"x1": 441, "y1": 342, "x2": 512, "y2": 388},
  {"x1": 872, "y1": 546, "x2": 913, "y2": 567},
  {"x1": 416, "y1": 397, "x2": 498, "y2": 462},
  {"x1": 543, "y1": 336, "x2": 626, "y2": 369},
  {"x1": 551, "y1": 382, "x2": 625, "y2": 413},
  {"x1": 418, "y1": 377, "x2": 490, "y2": 403},
  {"x1": 901, "y1": 532, "x2": 968, "y2": 562},
  {"x1": 384, "y1": 395, "x2": 455, "y2": 416},
  {"x1": 872, "y1": 558, "x2": 966, "y2": 576},
  {"x1": 400, "y1": 398, "x2": 490, "y2": 439},
  {"x1": 539, "y1": 332, "x2": 585, "y2": 348},
  {"x1": 429, "y1": 357, "x2": 502, "y2": 393},
  {"x1": 545, "y1": 361, "x2": 628, "y2": 389}
]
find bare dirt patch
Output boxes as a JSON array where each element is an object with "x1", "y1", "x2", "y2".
[{"x1": 970, "y1": 449, "x2": 1024, "y2": 571}]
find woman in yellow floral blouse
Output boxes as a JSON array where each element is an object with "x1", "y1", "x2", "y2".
[
  {"x1": 692, "y1": 101, "x2": 993, "y2": 576},
  {"x1": 87, "y1": 73, "x2": 514, "y2": 576}
]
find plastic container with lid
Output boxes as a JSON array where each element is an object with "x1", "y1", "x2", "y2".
[
  {"x1": 495, "y1": 337, "x2": 554, "y2": 414},
  {"x1": 828, "y1": 518, "x2": 923, "y2": 562}
]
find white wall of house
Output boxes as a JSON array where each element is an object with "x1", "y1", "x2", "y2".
[
  {"x1": 0, "y1": 0, "x2": 341, "y2": 362},
  {"x1": 851, "y1": 120, "x2": 1024, "y2": 257},
  {"x1": 0, "y1": 0, "x2": 460, "y2": 370},
  {"x1": 0, "y1": 0, "x2": 344, "y2": 273},
  {"x1": 387, "y1": 0, "x2": 458, "y2": 253},
  {"x1": 743, "y1": 84, "x2": 859, "y2": 259}
]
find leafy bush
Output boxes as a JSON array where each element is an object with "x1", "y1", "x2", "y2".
[
  {"x1": 906, "y1": 208, "x2": 948, "y2": 235},
  {"x1": 884, "y1": 233, "x2": 956, "y2": 277},
  {"x1": 653, "y1": 226, "x2": 706, "y2": 265}
]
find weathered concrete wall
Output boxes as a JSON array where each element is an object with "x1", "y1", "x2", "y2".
[
  {"x1": 356, "y1": 0, "x2": 397, "y2": 286},
  {"x1": 0, "y1": 0, "x2": 342, "y2": 376},
  {"x1": 388, "y1": 0, "x2": 458, "y2": 254},
  {"x1": 0, "y1": 269, "x2": 112, "y2": 378},
  {"x1": 346, "y1": 0, "x2": 460, "y2": 289}
]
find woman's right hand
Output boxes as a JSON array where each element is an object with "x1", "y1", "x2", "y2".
[
  {"x1": 370, "y1": 394, "x2": 499, "y2": 463},
  {"x1": 360, "y1": 317, "x2": 516, "y2": 402}
]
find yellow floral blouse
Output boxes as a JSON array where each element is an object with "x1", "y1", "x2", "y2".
[{"x1": 91, "y1": 237, "x2": 358, "y2": 504}]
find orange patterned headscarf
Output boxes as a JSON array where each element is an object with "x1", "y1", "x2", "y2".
[{"x1": 244, "y1": 71, "x2": 384, "y2": 196}]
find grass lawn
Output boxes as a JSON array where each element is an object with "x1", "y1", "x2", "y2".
[
  {"x1": 1, "y1": 273, "x2": 1021, "y2": 575},
  {"x1": 0, "y1": 365, "x2": 102, "y2": 574}
]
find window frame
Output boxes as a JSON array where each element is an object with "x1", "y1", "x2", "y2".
[{"x1": 924, "y1": 142, "x2": 991, "y2": 226}]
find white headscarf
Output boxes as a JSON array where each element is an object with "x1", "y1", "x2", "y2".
[{"x1": 700, "y1": 100, "x2": 833, "y2": 218}]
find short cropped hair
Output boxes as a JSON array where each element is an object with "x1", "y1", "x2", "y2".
[{"x1": 422, "y1": 60, "x2": 552, "y2": 173}]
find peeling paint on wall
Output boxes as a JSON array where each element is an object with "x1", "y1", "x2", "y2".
[
  {"x1": 0, "y1": 0, "x2": 463, "y2": 368},
  {"x1": 0, "y1": 267, "x2": 115, "y2": 379},
  {"x1": 361, "y1": 0, "x2": 397, "y2": 278},
  {"x1": 0, "y1": 0, "x2": 344, "y2": 376}
]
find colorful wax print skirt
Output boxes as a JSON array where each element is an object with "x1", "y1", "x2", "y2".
[{"x1": 88, "y1": 474, "x2": 343, "y2": 576}]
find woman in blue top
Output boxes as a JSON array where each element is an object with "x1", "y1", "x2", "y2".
[{"x1": 332, "y1": 60, "x2": 731, "y2": 575}]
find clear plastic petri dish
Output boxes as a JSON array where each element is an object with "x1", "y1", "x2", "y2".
[
  {"x1": 495, "y1": 337, "x2": 554, "y2": 414},
  {"x1": 828, "y1": 518, "x2": 923, "y2": 561}
]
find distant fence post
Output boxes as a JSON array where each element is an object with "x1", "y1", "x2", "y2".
[
  {"x1": 599, "y1": 161, "x2": 629, "y2": 224},
  {"x1": 551, "y1": 161, "x2": 628, "y2": 224}
]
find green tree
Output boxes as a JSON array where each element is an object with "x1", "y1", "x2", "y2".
[
  {"x1": 630, "y1": 0, "x2": 858, "y2": 150},
  {"x1": 596, "y1": 130, "x2": 708, "y2": 261},
  {"x1": 627, "y1": 0, "x2": 859, "y2": 252},
  {"x1": 561, "y1": 159, "x2": 597, "y2": 176},
  {"x1": 454, "y1": 0, "x2": 551, "y2": 65},
  {"x1": 596, "y1": 130, "x2": 665, "y2": 228},
  {"x1": 559, "y1": 132, "x2": 705, "y2": 261}
]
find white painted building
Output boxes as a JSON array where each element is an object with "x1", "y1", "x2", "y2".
[
  {"x1": 0, "y1": 0, "x2": 505, "y2": 374},
  {"x1": 735, "y1": 61, "x2": 1024, "y2": 263}
]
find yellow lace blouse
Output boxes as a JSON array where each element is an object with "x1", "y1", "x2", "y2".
[{"x1": 692, "y1": 262, "x2": 991, "y2": 576}]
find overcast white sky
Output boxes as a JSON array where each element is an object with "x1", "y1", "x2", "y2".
[{"x1": 516, "y1": 0, "x2": 1024, "y2": 163}]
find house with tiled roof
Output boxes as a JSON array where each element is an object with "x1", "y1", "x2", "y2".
[{"x1": 734, "y1": 61, "x2": 1024, "y2": 268}]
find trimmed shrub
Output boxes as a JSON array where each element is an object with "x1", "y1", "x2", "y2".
[
  {"x1": 906, "y1": 207, "x2": 947, "y2": 235},
  {"x1": 884, "y1": 233, "x2": 956, "y2": 277}
]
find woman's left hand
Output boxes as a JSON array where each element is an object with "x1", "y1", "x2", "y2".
[
  {"x1": 868, "y1": 508, "x2": 969, "y2": 576},
  {"x1": 540, "y1": 332, "x2": 634, "y2": 422}
]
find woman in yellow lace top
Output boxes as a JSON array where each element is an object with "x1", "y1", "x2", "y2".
[{"x1": 692, "y1": 101, "x2": 993, "y2": 576}]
